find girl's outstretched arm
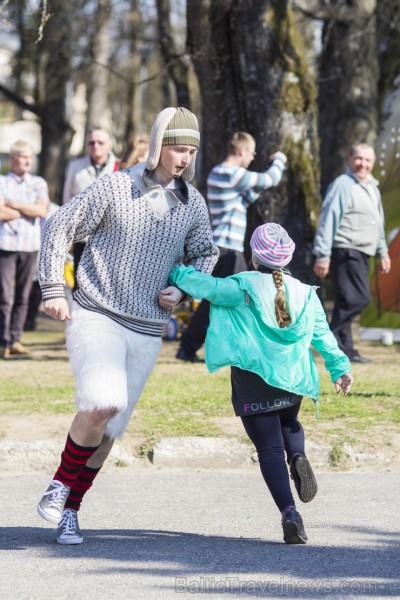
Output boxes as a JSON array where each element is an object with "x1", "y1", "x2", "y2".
[{"x1": 165, "y1": 264, "x2": 243, "y2": 307}]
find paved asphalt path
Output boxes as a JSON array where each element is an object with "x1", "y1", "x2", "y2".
[{"x1": 0, "y1": 467, "x2": 399, "y2": 599}]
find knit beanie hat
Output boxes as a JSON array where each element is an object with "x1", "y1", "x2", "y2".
[
  {"x1": 250, "y1": 223, "x2": 295, "y2": 269},
  {"x1": 146, "y1": 107, "x2": 200, "y2": 182}
]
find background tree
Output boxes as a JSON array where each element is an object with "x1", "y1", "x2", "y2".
[
  {"x1": 376, "y1": 0, "x2": 400, "y2": 114},
  {"x1": 187, "y1": 0, "x2": 320, "y2": 280},
  {"x1": 33, "y1": 1, "x2": 79, "y2": 202},
  {"x1": 85, "y1": 0, "x2": 113, "y2": 135},
  {"x1": 0, "y1": 0, "x2": 79, "y2": 202},
  {"x1": 121, "y1": 0, "x2": 143, "y2": 140},
  {"x1": 156, "y1": 0, "x2": 190, "y2": 108},
  {"x1": 294, "y1": 0, "x2": 379, "y2": 194},
  {"x1": 1, "y1": 0, "x2": 399, "y2": 221}
]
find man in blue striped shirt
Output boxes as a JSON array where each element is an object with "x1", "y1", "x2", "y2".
[{"x1": 177, "y1": 131, "x2": 287, "y2": 362}]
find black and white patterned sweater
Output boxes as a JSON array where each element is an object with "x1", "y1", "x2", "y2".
[{"x1": 39, "y1": 165, "x2": 219, "y2": 336}]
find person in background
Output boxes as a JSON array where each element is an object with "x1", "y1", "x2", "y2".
[
  {"x1": 0, "y1": 140, "x2": 49, "y2": 358},
  {"x1": 119, "y1": 133, "x2": 149, "y2": 169},
  {"x1": 313, "y1": 143, "x2": 391, "y2": 364},
  {"x1": 176, "y1": 131, "x2": 287, "y2": 362},
  {"x1": 24, "y1": 200, "x2": 59, "y2": 332},
  {"x1": 36, "y1": 107, "x2": 218, "y2": 545},
  {"x1": 63, "y1": 127, "x2": 120, "y2": 290},
  {"x1": 162, "y1": 223, "x2": 353, "y2": 545}
]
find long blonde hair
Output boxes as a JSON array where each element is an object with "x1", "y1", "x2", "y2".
[
  {"x1": 272, "y1": 270, "x2": 291, "y2": 328},
  {"x1": 120, "y1": 134, "x2": 149, "y2": 169}
]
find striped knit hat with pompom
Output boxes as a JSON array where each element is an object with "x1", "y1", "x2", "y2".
[
  {"x1": 146, "y1": 107, "x2": 200, "y2": 182},
  {"x1": 250, "y1": 223, "x2": 295, "y2": 269}
]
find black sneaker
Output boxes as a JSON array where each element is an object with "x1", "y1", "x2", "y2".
[
  {"x1": 176, "y1": 348, "x2": 205, "y2": 363},
  {"x1": 290, "y1": 454, "x2": 318, "y2": 503},
  {"x1": 281, "y1": 507, "x2": 308, "y2": 544}
]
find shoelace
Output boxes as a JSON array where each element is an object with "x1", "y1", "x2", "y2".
[
  {"x1": 45, "y1": 481, "x2": 70, "y2": 510},
  {"x1": 282, "y1": 505, "x2": 296, "y2": 514},
  {"x1": 59, "y1": 509, "x2": 78, "y2": 534}
]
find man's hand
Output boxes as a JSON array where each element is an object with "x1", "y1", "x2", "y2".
[
  {"x1": 43, "y1": 298, "x2": 71, "y2": 321},
  {"x1": 313, "y1": 260, "x2": 330, "y2": 278},
  {"x1": 380, "y1": 256, "x2": 391, "y2": 274},
  {"x1": 158, "y1": 286, "x2": 184, "y2": 309},
  {"x1": 334, "y1": 373, "x2": 353, "y2": 395},
  {"x1": 269, "y1": 151, "x2": 287, "y2": 164}
]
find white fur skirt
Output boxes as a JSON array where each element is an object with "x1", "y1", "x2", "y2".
[{"x1": 66, "y1": 301, "x2": 162, "y2": 438}]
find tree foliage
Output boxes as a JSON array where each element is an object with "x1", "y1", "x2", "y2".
[
  {"x1": 187, "y1": 0, "x2": 320, "y2": 280},
  {"x1": 0, "y1": 0, "x2": 399, "y2": 244}
]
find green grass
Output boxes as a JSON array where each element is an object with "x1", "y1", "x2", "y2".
[
  {"x1": 0, "y1": 384, "x2": 74, "y2": 413},
  {"x1": 0, "y1": 316, "x2": 399, "y2": 466}
]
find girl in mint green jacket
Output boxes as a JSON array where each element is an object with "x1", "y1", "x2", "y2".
[{"x1": 161, "y1": 223, "x2": 353, "y2": 545}]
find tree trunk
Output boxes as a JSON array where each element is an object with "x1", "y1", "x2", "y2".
[
  {"x1": 85, "y1": 0, "x2": 113, "y2": 134},
  {"x1": 123, "y1": 0, "x2": 142, "y2": 140},
  {"x1": 187, "y1": 0, "x2": 320, "y2": 281},
  {"x1": 376, "y1": 0, "x2": 400, "y2": 114},
  {"x1": 317, "y1": 0, "x2": 378, "y2": 194},
  {"x1": 34, "y1": 2, "x2": 74, "y2": 204},
  {"x1": 156, "y1": 0, "x2": 190, "y2": 108}
]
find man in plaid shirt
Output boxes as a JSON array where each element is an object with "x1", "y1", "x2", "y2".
[{"x1": 0, "y1": 140, "x2": 49, "y2": 358}]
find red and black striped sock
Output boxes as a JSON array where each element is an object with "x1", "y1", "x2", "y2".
[
  {"x1": 64, "y1": 465, "x2": 102, "y2": 511},
  {"x1": 53, "y1": 433, "x2": 100, "y2": 487}
]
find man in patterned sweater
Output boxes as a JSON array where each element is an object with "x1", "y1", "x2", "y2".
[
  {"x1": 176, "y1": 131, "x2": 287, "y2": 362},
  {"x1": 37, "y1": 107, "x2": 218, "y2": 545}
]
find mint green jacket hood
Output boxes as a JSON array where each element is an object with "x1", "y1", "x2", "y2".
[{"x1": 169, "y1": 265, "x2": 351, "y2": 404}]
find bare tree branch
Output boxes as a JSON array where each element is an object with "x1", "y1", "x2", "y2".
[
  {"x1": 36, "y1": 0, "x2": 51, "y2": 43},
  {"x1": 0, "y1": 83, "x2": 40, "y2": 116}
]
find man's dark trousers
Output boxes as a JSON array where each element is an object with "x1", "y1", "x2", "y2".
[
  {"x1": 329, "y1": 247, "x2": 371, "y2": 358},
  {"x1": 0, "y1": 250, "x2": 38, "y2": 346},
  {"x1": 179, "y1": 249, "x2": 242, "y2": 356}
]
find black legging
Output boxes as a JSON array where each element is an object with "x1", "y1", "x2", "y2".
[{"x1": 240, "y1": 403, "x2": 305, "y2": 512}]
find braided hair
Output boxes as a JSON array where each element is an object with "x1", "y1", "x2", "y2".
[{"x1": 272, "y1": 270, "x2": 291, "y2": 328}]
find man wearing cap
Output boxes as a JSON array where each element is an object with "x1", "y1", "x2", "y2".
[
  {"x1": 313, "y1": 143, "x2": 391, "y2": 364},
  {"x1": 36, "y1": 107, "x2": 218, "y2": 545}
]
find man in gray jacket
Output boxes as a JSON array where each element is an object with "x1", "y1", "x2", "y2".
[{"x1": 313, "y1": 143, "x2": 391, "y2": 363}]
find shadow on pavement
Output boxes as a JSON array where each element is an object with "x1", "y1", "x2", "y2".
[{"x1": 1, "y1": 526, "x2": 398, "y2": 597}]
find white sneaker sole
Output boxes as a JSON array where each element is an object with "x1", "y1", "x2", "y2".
[
  {"x1": 57, "y1": 536, "x2": 84, "y2": 545},
  {"x1": 37, "y1": 504, "x2": 62, "y2": 525}
]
